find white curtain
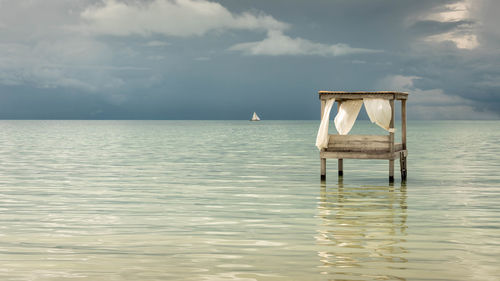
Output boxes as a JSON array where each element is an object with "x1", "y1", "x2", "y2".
[
  {"x1": 364, "y1": 98, "x2": 392, "y2": 131},
  {"x1": 334, "y1": 100, "x2": 363, "y2": 135},
  {"x1": 315, "y1": 98, "x2": 335, "y2": 150}
]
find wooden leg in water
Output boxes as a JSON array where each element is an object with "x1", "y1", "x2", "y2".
[
  {"x1": 389, "y1": 160, "x2": 394, "y2": 182},
  {"x1": 338, "y1": 159, "x2": 343, "y2": 177},
  {"x1": 321, "y1": 158, "x2": 326, "y2": 180},
  {"x1": 400, "y1": 152, "x2": 407, "y2": 181},
  {"x1": 404, "y1": 155, "x2": 407, "y2": 180}
]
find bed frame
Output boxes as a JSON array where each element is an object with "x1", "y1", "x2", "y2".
[{"x1": 318, "y1": 91, "x2": 408, "y2": 182}]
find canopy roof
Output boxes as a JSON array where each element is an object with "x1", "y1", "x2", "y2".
[{"x1": 319, "y1": 91, "x2": 408, "y2": 101}]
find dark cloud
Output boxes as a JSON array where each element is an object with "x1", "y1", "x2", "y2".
[
  {"x1": 0, "y1": 0, "x2": 498, "y2": 119},
  {"x1": 410, "y1": 20, "x2": 475, "y2": 36}
]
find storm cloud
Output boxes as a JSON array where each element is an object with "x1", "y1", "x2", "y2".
[{"x1": 0, "y1": 0, "x2": 499, "y2": 119}]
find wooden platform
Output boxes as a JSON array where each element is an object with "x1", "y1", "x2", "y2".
[
  {"x1": 321, "y1": 135, "x2": 407, "y2": 159},
  {"x1": 318, "y1": 91, "x2": 408, "y2": 182}
]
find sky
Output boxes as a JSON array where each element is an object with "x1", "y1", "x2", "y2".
[{"x1": 1, "y1": 0, "x2": 499, "y2": 120}]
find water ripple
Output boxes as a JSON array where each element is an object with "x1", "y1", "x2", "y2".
[{"x1": 0, "y1": 120, "x2": 499, "y2": 280}]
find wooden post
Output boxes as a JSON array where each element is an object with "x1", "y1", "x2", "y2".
[
  {"x1": 337, "y1": 101, "x2": 343, "y2": 177},
  {"x1": 320, "y1": 98, "x2": 326, "y2": 180},
  {"x1": 400, "y1": 152, "x2": 407, "y2": 181},
  {"x1": 321, "y1": 158, "x2": 326, "y2": 180},
  {"x1": 389, "y1": 98, "x2": 395, "y2": 182},
  {"x1": 402, "y1": 99, "x2": 406, "y2": 150},
  {"x1": 338, "y1": 158, "x2": 343, "y2": 177},
  {"x1": 401, "y1": 99, "x2": 407, "y2": 180},
  {"x1": 320, "y1": 99, "x2": 326, "y2": 119}
]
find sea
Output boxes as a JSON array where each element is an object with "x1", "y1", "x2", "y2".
[{"x1": 0, "y1": 120, "x2": 499, "y2": 281}]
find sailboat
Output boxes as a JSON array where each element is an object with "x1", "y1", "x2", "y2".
[{"x1": 250, "y1": 112, "x2": 261, "y2": 121}]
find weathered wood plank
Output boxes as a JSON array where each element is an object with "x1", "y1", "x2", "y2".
[
  {"x1": 389, "y1": 99, "x2": 395, "y2": 149},
  {"x1": 319, "y1": 91, "x2": 408, "y2": 95},
  {"x1": 402, "y1": 99, "x2": 407, "y2": 150},
  {"x1": 329, "y1": 134, "x2": 390, "y2": 143},
  {"x1": 318, "y1": 91, "x2": 408, "y2": 100},
  {"x1": 327, "y1": 147, "x2": 389, "y2": 153},
  {"x1": 328, "y1": 134, "x2": 393, "y2": 152},
  {"x1": 321, "y1": 151, "x2": 394, "y2": 159},
  {"x1": 327, "y1": 142, "x2": 389, "y2": 151},
  {"x1": 394, "y1": 143, "x2": 403, "y2": 152},
  {"x1": 321, "y1": 94, "x2": 392, "y2": 100},
  {"x1": 321, "y1": 150, "x2": 406, "y2": 160},
  {"x1": 389, "y1": 99, "x2": 395, "y2": 182},
  {"x1": 327, "y1": 143, "x2": 403, "y2": 152}
]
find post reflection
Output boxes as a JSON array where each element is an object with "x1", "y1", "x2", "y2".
[{"x1": 316, "y1": 180, "x2": 408, "y2": 280}]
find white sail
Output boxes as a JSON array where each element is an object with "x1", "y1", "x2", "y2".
[{"x1": 251, "y1": 112, "x2": 260, "y2": 121}]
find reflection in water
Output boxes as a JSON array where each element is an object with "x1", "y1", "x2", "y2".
[{"x1": 316, "y1": 180, "x2": 408, "y2": 280}]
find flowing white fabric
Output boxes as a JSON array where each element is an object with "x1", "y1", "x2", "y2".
[
  {"x1": 334, "y1": 100, "x2": 363, "y2": 135},
  {"x1": 364, "y1": 98, "x2": 392, "y2": 131},
  {"x1": 315, "y1": 98, "x2": 335, "y2": 150}
]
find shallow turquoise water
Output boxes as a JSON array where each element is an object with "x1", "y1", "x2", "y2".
[{"x1": 0, "y1": 120, "x2": 499, "y2": 280}]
